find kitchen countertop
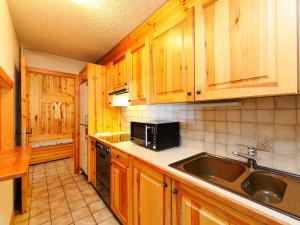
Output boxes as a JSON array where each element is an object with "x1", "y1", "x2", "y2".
[
  {"x1": 90, "y1": 135, "x2": 299, "y2": 224},
  {"x1": 0, "y1": 145, "x2": 31, "y2": 181}
]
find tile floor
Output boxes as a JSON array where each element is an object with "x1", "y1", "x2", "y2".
[{"x1": 14, "y1": 158, "x2": 120, "y2": 225}]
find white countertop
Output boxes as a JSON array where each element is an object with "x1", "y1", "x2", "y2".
[{"x1": 92, "y1": 135, "x2": 300, "y2": 224}]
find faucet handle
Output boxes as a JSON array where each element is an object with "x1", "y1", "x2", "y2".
[
  {"x1": 236, "y1": 144, "x2": 257, "y2": 157},
  {"x1": 247, "y1": 146, "x2": 256, "y2": 157}
]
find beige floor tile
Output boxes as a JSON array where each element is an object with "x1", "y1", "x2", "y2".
[
  {"x1": 31, "y1": 185, "x2": 48, "y2": 194},
  {"x1": 78, "y1": 183, "x2": 93, "y2": 192},
  {"x1": 84, "y1": 194, "x2": 101, "y2": 205},
  {"x1": 62, "y1": 177, "x2": 74, "y2": 185},
  {"x1": 30, "y1": 204, "x2": 50, "y2": 217},
  {"x1": 66, "y1": 192, "x2": 83, "y2": 203},
  {"x1": 65, "y1": 187, "x2": 81, "y2": 195},
  {"x1": 29, "y1": 212, "x2": 50, "y2": 225},
  {"x1": 93, "y1": 208, "x2": 112, "y2": 224},
  {"x1": 71, "y1": 206, "x2": 91, "y2": 222},
  {"x1": 30, "y1": 197, "x2": 49, "y2": 208},
  {"x1": 15, "y1": 220, "x2": 29, "y2": 225},
  {"x1": 50, "y1": 198, "x2": 68, "y2": 210},
  {"x1": 47, "y1": 181, "x2": 62, "y2": 190},
  {"x1": 48, "y1": 186, "x2": 64, "y2": 195},
  {"x1": 14, "y1": 212, "x2": 30, "y2": 223},
  {"x1": 31, "y1": 190, "x2": 48, "y2": 201},
  {"x1": 74, "y1": 215, "x2": 96, "y2": 225},
  {"x1": 64, "y1": 182, "x2": 78, "y2": 190},
  {"x1": 51, "y1": 204, "x2": 70, "y2": 219},
  {"x1": 97, "y1": 217, "x2": 120, "y2": 225},
  {"x1": 69, "y1": 199, "x2": 87, "y2": 211},
  {"x1": 49, "y1": 189, "x2": 65, "y2": 202},
  {"x1": 81, "y1": 189, "x2": 97, "y2": 198},
  {"x1": 88, "y1": 201, "x2": 105, "y2": 214},
  {"x1": 51, "y1": 213, "x2": 73, "y2": 225}
]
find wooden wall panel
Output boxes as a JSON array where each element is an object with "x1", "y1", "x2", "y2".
[{"x1": 28, "y1": 71, "x2": 76, "y2": 142}]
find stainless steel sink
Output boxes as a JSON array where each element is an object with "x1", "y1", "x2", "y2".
[
  {"x1": 169, "y1": 152, "x2": 300, "y2": 220},
  {"x1": 241, "y1": 172, "x2": 287, "y2": 204},
  {"x1": 182, "y1": 156, "x2": 246, "y2": 182}
]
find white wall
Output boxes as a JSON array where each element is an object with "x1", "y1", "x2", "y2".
[
  {"x1": 24, "y1": 49, "x2": 87, "y2": 74},
  {"x1": 0, "y1": 0, "x2": 20, "y2": 224}
]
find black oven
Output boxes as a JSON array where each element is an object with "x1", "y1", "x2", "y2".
[
  {"x1": 131, "y1": 121, "x2": 180, "y2": 151},
  {"x1": 96, "y1": 141, "x2": 111, "y2": 206}
]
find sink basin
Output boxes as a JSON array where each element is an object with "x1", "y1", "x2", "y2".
[
  {"x1": 181, "y1": 155, "x2": 246, "y2": 182},
  {"x1": 241, "y1": 172, "x2": 287, "y2": 204}
]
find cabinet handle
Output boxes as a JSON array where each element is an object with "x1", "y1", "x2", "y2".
[
  {"x1": 196, "y1": 90, "x2": 201, "y2": 95},
  {"x1": 128, "y1": 99, "x2": 131, "y2": 102},
  {"x1": 172, "y1": 188, "x2": 178, "y2": 194},
  {"x1": 187, "y1": 91, "x2": 192, "y2": 96},
  {"x1": 163, "y1": 182, "x2": 168, "y2": 188}
]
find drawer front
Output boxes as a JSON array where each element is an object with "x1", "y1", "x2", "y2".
[{"x1": 111, "y1": 147, "x2": 129, "y2": 167}]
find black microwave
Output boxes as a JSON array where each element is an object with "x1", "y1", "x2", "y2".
[{"x1": 131, "y1": 121, "x2": 180, "y2": 151}]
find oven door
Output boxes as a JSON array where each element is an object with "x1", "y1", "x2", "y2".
[{"x1": 96, "y1": 149, "x2": 110, "y2": 206}]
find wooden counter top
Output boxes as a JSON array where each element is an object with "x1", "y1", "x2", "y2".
[{"x1": 0, "y1": 145, "x2": 31, "y2": 182}]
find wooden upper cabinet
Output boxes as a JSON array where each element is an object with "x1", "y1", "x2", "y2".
[
  {"x1": 150, "y1": 7, "x2": 195, "y2": 104},
  {"x1": 195, "y1": 0, "x2": 298, "y2": 100},
  {"x1": 172, "y1": 180, "x2": 265, "y2": 225},
  {"x1": 112, "y1": 54, "x2": 128, "y2": 91},
  {"x1": 133, "y1": 160, "x2": 171, "y2": 225},
  {"x1": 128, "y1": 37, "x2": 150, "y2": 105}
]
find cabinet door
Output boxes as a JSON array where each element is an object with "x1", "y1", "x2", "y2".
[
  {"x1": 172, "y1": 181, "x2": 264, "y2": 225},
  {"x1": 128, "y1": 37, "x2": 150, "y2": 105},
  {"x1": 105, "y1": 63, "x2": 114, "y2": 107},
  {"x1": 111, "y1": 159, "x2": 128, "y2": 225},
  {"x1": 195, "y1": 0, "x2": 298, "y2": 100},
  {"x1": 133, "y1": 162, "x2": 171, "y2": 225},
  {"x1": 151, "y1": 7, "x2": 194, "y2": 104},
  {"x1": 113, "y1": 56, "x2": 127, "y2": 91}
]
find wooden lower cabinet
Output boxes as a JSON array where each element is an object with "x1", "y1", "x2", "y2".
[
  {"x1": 171, "y1": 180, "x2": 264, "y2": 225},
  {"x1": 133, "y1": 160, "x2": 171, "y2": 225},
  {"x1": 110, "y1": 158, "x2": 129, "y2": 225}
]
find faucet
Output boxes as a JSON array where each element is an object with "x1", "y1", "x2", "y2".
[{"x1": 232, "y1": 145, "x2": 257, "y2": 169}]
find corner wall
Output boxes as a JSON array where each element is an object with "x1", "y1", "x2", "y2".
[
  {"x1": 0, "y1": 0, "x2": 20, "y2": 224},
  {"x1": 24, "y1": 49, "x2": 87, "y2": 74}
]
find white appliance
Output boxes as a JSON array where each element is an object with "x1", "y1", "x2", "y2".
[{"x1": 80, "y1": 81, "x2": 88, "y2": 174}]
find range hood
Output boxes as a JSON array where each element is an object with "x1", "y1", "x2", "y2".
[
  {"x1": 108, "y1": 88, "x2": 129, "y2": 96},
  {"x1": 109, "y1": 88, "x2": 129, "y2": 106}
]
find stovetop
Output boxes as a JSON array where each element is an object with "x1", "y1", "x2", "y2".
[{"x1": 99, "y1": 133, "x2": 131, "y2": 144}]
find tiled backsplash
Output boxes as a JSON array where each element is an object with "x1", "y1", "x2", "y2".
[{"x1": 120, "y1": 95, "x2": 300, "y2": 175}]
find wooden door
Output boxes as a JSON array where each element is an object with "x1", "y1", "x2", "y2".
[
  {"x1": 111, "y1": 159, "x2": 128, "y2": 225},
  {"x1": 172, "y1": 181, "x2": 264, "y2": 225},
  {"x1": 21, "y1": 56, "x2": 30, "y2": 145},
  {"x1": 195, "y1": 0, "x2": 298, "y2": 100},
  {"x1": 151, "y1": 7, "x2": 194, "y2": 104},
  {"x1": 27, "y1": 69, "x2": 76, "y2": 142},
  {"x1": 133, "y1": 161, "x2": 171, "y2": 225},
  {"x1": 128, "y1": 37, "x2": 150, "y2": 105}
]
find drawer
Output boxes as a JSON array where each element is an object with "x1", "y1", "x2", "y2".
[{"x1": 111, "y1": 147, "x2": 129, "y2": 167}]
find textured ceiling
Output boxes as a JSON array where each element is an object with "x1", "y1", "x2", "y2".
[{"x1": 7, "y1": 0, "x2": 168, "y2": 62}]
